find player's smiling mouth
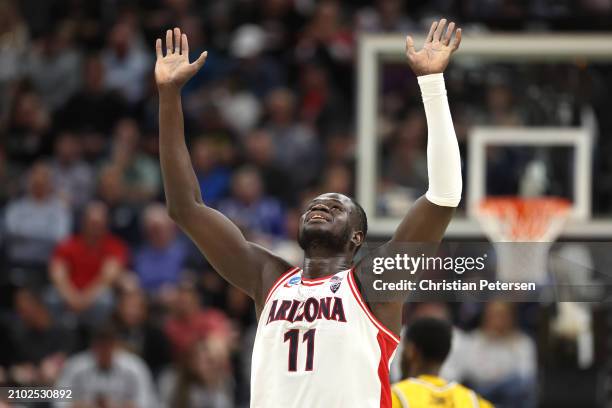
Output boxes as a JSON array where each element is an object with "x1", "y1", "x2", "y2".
[{"x1": 307, "y1": 209, "x2": 332, "y2": 223}]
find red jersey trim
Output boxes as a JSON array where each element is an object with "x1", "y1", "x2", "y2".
[
  {"x1": 264, "y1": 267, "x2": 300, "y2": 305},
  {"x1": 301, "y1": 274, "x2": 335, "y2": 283},
  {"x1": 347, "y1": 268, "x2": 401, "y2": 344},
  {"x1": 377, "y1": 331, "x2": 397, "y2": 408}
]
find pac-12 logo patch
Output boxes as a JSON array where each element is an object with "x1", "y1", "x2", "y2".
[
  {"x1": 329, "y1": 275, "x2": 342, "y2": 293},
  {"x1": 284, "y1": 275, "x2": 302, "y2": 287}
]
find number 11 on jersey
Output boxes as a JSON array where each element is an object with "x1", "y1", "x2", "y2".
[{"x1": 284, "y1": 329, "x2": 316, "y2": 372}]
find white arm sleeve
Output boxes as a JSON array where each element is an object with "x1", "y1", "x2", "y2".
[{"x1": 418, "y1": 73, "x2": 462, "y2": 207}]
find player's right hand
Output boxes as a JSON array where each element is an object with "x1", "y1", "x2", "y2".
[{"x1": 155, "y1": 27, "x2": 207, "y2": 91}]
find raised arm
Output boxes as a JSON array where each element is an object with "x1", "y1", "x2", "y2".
[
  {"x1": 155, "y1": 28, "x2": 289, "y2": 302},
  {"x1": 392, "y1": 19, "x2": 463, "y2": 243}
]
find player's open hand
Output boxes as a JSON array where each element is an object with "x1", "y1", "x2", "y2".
[
  {"x1": 405, "y1": 19, "x2": 462, "y2": 76},
  {"x1": 155, "y1": 27, "x2": 207, "y2": 91}
]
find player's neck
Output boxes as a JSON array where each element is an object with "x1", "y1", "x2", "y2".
[
  {"x1": 302, "y1": 254, "x2": 352, "y2": 279},
  {"x1": 411, "y1": 364, "x2": 441, "y2": 378}
]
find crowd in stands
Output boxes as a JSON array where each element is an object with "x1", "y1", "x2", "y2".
[{"x1": 0, "y1": 0, "x2": 610, "y2": 407}]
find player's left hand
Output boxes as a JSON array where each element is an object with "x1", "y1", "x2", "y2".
[{"x1": 405, "y1": 19, "x2": 462, "y2": 76}]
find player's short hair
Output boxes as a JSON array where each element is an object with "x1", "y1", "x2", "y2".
[
  {"x1": 405, "y1": 318, "x2": 452, "y2": 363},
  {"x1": 350, "y1": 197, "x2": 368, "y2": 237}
]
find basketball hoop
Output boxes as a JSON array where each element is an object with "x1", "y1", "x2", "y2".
[
  {"x1": 475, "y1": 197, "x2": 571, "y2": 284},
  {"x1": 476, "y1": 197, "x2": 571, "y2": 242}
]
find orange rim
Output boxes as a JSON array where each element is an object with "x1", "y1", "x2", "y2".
[{"x1": 477, "y1": 197, "x2": 571, "y2": 241}]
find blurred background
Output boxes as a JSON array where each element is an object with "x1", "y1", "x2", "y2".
[{"x1": 0, "y1": 0, "x2": 611, "y2": 407}]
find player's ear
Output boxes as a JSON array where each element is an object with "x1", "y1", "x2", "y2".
[{"x1": 351, "y1": 230, "x2": 364, "y2": 248}]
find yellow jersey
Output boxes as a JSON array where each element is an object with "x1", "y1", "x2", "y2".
[{"x1": 391, "y1": 375, "x2": 494, "y2": 408}]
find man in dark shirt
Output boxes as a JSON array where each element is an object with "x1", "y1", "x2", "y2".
[{"x1": 8, "y1": 288, "x2": 75, "y2": 386}]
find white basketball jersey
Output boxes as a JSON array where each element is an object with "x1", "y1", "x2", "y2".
[{"x1": 251, "y1": 267, "x2": 399, "y2": 408}]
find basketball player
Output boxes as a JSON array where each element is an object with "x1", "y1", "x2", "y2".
[
  {"x1": 391, "y1": 318, "x2": 493, "y2": 408},
  {"x1": 155, "y1": 18, "x2": 462, "y2": 408}
]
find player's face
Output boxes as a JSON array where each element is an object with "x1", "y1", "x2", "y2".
[{"x1": 297, "y1": 193, "x2": 355, "y2": 251}]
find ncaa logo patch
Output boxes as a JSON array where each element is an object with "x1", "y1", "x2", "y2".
[
  {"x1": 329, "y1": 275, "x2": 342, "y2": 293},
  {"x1": 284, "y1": 275, "x2": 302, "y2": 287}
]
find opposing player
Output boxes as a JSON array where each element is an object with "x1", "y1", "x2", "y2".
[
  {"x1": 155, "y1": 18, "x2": 462, "y2": 408},
  {"x1": 391, "y1": 318, "x2": 493, "y2": 408}
]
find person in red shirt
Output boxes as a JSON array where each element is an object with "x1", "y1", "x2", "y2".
[
  {"x1": 164, "y1": 281, "x2": 233, "y2": 358},
  {"x1": 48, "y1": 201, "x2": 128, "y2": 325}
]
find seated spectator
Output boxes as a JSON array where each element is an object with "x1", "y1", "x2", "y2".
[
  {"x1": 383, "y1": 112, "x2": 428, "y2": 191},
  {"x1": 4, "y1": 87, "x2": 52, "y2": 166},
  {"x1": 56, "y1": 54, "x2": 126, "y2": 151},
  {"x1": 49, "y1": 132, "x2": 94, "y2": 210},
  {"x1": 114, "y1": 286, "x2": 171, "y2": 378},
  {"x1": 48, "y1": 202, "x2": 128, "y2": 326},
  {"x1": 159, "y1": 337, "x2": 234, "y2": 408},
  {"x1": 7, "y1": 288, "x2": 75, "y2": 387},
  {"x1": 264, "y1": 88, "x2": 321, "y2": 189},
  {"x1": 243, "y1": 129, "x2": 293, "y2": 205},
  {"x1": 135, "y1": 204, "x2": 188, "y2": 295},
  {"x1": 97, "y1": 164, "x2": 141, "y2": 246},
  {"x1": 164, "y1": 281, "x2": 232, "y2": 358},
  {"x1": 453, "y1": 302, "x2": 537, "y2": 408},
  {"x1": 26, "y1": 21, "x2": 81, "y2": 111},
  {"x1": 191, "y1": 137, "x2": 231, "y2": 205},
  {"x1": 102, "y1": 21, "x2": 152, "y2": 104},
  {"x1": 55, "y1": 323, "x2": 157, "y2": 408},
  {"x1": 4, "y1": 162, "x2": 71, "y2": 275},
  {"x1": 108, "y1": 118, "x2": 161, "y2": 204},
  {"x1": 217, "y1": 166, "x2": 285, "y2": 239},
  {"x1": 0, "y1": 0, "x2": 29, "y2": 85},
  {"x1": 318, "y1": 163, "x2": 352, "y2": 197},
  {"x1": 228, "y1": 24, "x2": 286, "y2": 98}
]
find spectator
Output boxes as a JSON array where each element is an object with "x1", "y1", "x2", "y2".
[
  {"x1": 102, "y1": 21, "x2": 152, "y2": 104},
  {"x1": 384, "y1": 111, "x2": 428, "y2": 191},
  {"x1": 485, "y1": 81, "x2": 524, "y2": 126},
  {"x1": 7, "y1": 288, "x2": 74, "y2": 387},
  {"x1": 318, "y1": 163, "x2": 352, "y2": 197},
  {"x1": 4, "y1": 88, "x2": 52, "y2": 165},
  {"x1": 297, "y1": 63, "x2": 347, "y2": 133},
  {"x1": 57, "y1": 54, "x2": 127, "y2": 136},
  {"x1": 55, "y1": 323, "x2": 158, "y2": 408},
  {"x1": 26, "y1": 22, "x2": 81, "y2": 111},
  {"x1": 243, "y1": 129, "x2": 293, "y2": 205},
  {"x1": 49, "y1": 132, "x2": 95, "y2": 210},
  {"x1": 191, "y1": 137, "x2": 231, "y2": 205},
  {"x1": 159, "y1": 337, "x2": 234, "y2": 408},
  {"x1": 217, "y1": 166, "x2": 286, "y2": 238},
  {"x1": 164, "y1": 281, "x2": 232, "y2": 358},
  {"x1": 114, "y1": 286, "x2": 172, "y2": 378},
  {"x1": 228, "y1": 24, "x2": 286, "y2": 98},
  {"x1": 48, "y1": 202, "x2": 128, "y2": 326},
  {"x1": 264, "y1": 88, "x2": 321, "y2": 189},
  {"x1": 4, "y1": 162, "x2": 71, "y2": 273},
  {"x1": 96, "y1": 164, "x2": 141, "y2": 246},
  {"x1": 108, "y1": 118, "x2": 161, "y2": 204},
  {"x1": 134, "y1": 203, "x2": 188, "y2": 294},
  {"x1": 356, "y1": 0, "x2": 417, "y2": 33},
  {"x1": 0, "y1": 0, "x2": 29, "y2": 86},
  {"x1": 453, "y1": 302, "x2": 538, "y2": 408},
  {"x1": 296, "y1": 1, "x2": 354, "y2": 95}
]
